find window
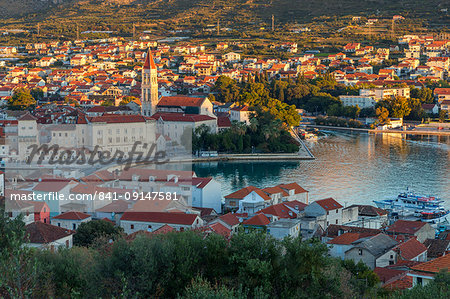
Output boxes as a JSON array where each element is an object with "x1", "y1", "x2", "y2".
[
  {"x1": 66, "y1": 240, "x2": 70, "y2": 248},
  {"x1": 131, "y1": 224, "x2": 134, "y2": 229},
  {"x1": 417, "y1": 277, "x2": 423, "y2": 286},
  {"x1": 57, "y1": 223, "x2": 61, "y2": 227},
  {"x1": 358, "y1": 249, "x2": 363, "y2": 256},
  {"x1": 336, "y1": 219, "x2": 338, "y2": 224},
  {"x1": 336, "y1": 209, "x2": 339, "y2": 213},
  {"x1": 73, "y1": 223, "x2": 76, "y2": 230}
]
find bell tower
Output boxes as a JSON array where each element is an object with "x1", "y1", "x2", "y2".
[{"x1": 141, "y1": 49, "x2": 158, "y2": 116}]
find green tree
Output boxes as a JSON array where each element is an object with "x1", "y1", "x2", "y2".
[
  {"x1": 8, "y1": 88, "x2": 36, "y2": 110},
  {"x1": 30, "y1": 88, "x2": 44, "y2": 102},
  {"x1": 73, "y1": 219, "x2": 124, "y2": 247},
  {"x1": 389, "y1": 96, "x2": 411, "y2": 119},
  {"x1": 0, "y1": 210, "x2": 39, "y2": 298},
  {"x1": 119, "y1": 96, "x2": 138, "y2": 106},
  {"x1": 376, "y1": 107, "x2": 390, "y2": 124},
  {"x1": 213, "y1": 76, "x2": 240, "y2": 103},
  {"x1": 439, "y1": 110, "x2": 448, "y2": 123}
]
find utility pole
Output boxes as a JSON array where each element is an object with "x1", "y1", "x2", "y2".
[
  {"x1": 272, "y1": 15, "x2": 274, "y2": 31},
  {"x1": 133, "y1": 23, "x2": 136, "y2": 40},
  {"x1": 76, "y1": 24, "x2": 79, "y2": 41},
  {"x1": 37, "y1": 23, "x2": 40, "y2": 36},
  {"x1": 217, "y1": 19, "x2": 220, "y2": 36}
]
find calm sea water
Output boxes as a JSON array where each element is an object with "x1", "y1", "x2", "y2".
[{"x1": 193, "y1": 131, "x2": 450, "y2": 208}]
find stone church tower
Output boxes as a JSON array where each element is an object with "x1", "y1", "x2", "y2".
[{"x1": 141, "y1": 49, "x2": 158, "y2": 116}]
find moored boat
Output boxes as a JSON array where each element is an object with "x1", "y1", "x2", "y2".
[{"x1": 373, "y1": 189, "x2": 445, "y2": 212}]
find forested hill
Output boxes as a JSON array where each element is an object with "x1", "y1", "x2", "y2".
[{"x1": 0, "y1": 0, "x2": 448, "y2": 26}]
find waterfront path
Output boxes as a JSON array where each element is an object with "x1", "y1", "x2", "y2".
[{"x1": 306, "y1": 125, "x2": 450, "y2": 136}]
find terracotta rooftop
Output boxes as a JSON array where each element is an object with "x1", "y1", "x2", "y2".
[
  {"x1": 217, "y1": 213, "x2": 240, "y2": 226},
  {"x1": 157, "y1": 96, "x2": 205, "y2": 107},
  {"x1": 243, "y1": 213, "x2": 270, "y2": 226},
  {"x1": 374, "y1": 267, "x2": 405, "y2": 283},
  {"x1": 423, "y1": 239, "x2": 450, "y2": 259},
  {"x1": 394, "y1": 237, "x2": 427, "y2": 260},
  {"x1": 314, "y1": 197, "x2": 343, "y2": 211},
  {"x1": 52, "y1": 211, "x2": 91, "y2": 220},
  {"x1": 383, "y1": 274, "x2": 413, "y2": 290},
  {"x1": 121, "y1": 212, "x2": 198, "y2": 225},
  {"x1": 327, "y1": 232, "x2": 378, "y2": 245},
  {"x1": 386, "y1": 220, "x2": 427, "y2": 235},
  {"x1": 411, "y1": 254, "x2": 450, "y2": 274},
  {"x1": 25, "y1": 222, "x2": 73, "y2": 244}
]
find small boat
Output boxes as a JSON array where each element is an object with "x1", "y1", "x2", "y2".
[{"x1": 420, "y1": 210, "x2": 450, "y2": 223}]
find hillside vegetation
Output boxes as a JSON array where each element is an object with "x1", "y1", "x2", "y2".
[{"x1": 0, "y1": 0, "x2": 448, "y2": 26}]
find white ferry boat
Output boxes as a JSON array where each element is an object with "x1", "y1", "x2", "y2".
[
  {"x1": 374, "y1": 189, "x2": 448, "y2": 223},
  {"x1": 374, "y1": 189, "x2": 445, "y2": 211}
]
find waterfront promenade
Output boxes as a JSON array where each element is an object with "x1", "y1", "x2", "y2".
[{"x1": 306, "y1": 125, "x2": 450, "y2": 136}]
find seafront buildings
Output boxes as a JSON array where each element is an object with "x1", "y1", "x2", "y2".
[{"x1": 1, "y1": 19, "x2": 449, "y2": 293}]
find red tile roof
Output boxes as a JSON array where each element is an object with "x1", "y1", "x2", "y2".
[
  {"x1": 262, "y1": 186, "x2": 289, "y2": 197},
  {"x1": 374, "y1": 267, "x2": 405, "y2": 283},
  {"x1": 218, "y1": 213, "x2": 240, "y2": 226},
  {"x1": 18, "y1": 112, "x2": 37, "y2": 121},
  {"x1": 152, "y1": 224, "x2": 175, "y2": 234},
  {"x1": 150, "y1": 112, "x2": 215, "y2": 122},
  {"x1": 208, "y1": 222, "x2": 231, "y2": 237},
  {"x1": 95, "y1": 200, "x2": 130, "y2": 213},
  {"x1": 33, "y1": 180, "x2": 72, "y2": 192},
  {"x1": 52, "y1": 211, "x2": 91, "y2": 220},
  {"x1": 25, "y1": 222, "x2": 73, "y2": 244},
  {"x1": 394, "y1": 237, "x2": 427, "y2": 260},
  {"x1": 121, "y1": 212, "x2": 199, "y2": 225},
  {"x1": 327, "y1": 232, "x2": 377, "y2": 245},
  {"x1": 323, "y1": 224, "x2": 381, "y2": 239},
  {"x1": 277, "y1": 183, "x2": 308, "y2": 194},
  {"x1": 257, "y1": 202, "x2": 300, "y2": 219},
  {"x1": 282, "y1": 200, "x2": 308, "y2": 211},
  {"x1": 383, "y1": 274, "x2": 413, "y2": 290},
  {"x1": 243, "y1": 214, "x2": 270, "y2": 226},
  {"x1": 157, "y1": 96, "x2": 205, "y2": 107},
  {"x1": 314, "y1": 198, "x2": 343, "y2": 211},
  {"x1": 217, "y1": 116, "x2": 231, "y2": 128},
  {"x1": 224, "y1": 186, "x2": 271, "y2": 201},
  {"x1": 410, "y1": 254, "x2": 450, "y2": 274},
  {"x1": 88, "y1": 114, "x2": 148, "y2": 124},
  {"x1": 434, "y1": 88, "x2": 450, "y2": 95},
  {"x1": 386, "y1": 220, "x2": 427, "y2": 235}
]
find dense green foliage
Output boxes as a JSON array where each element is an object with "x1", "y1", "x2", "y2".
[
  {"x1": 7, "y1": 88, "x2": 37, "y2": 110},
  {"x1": 73, "y1": 219, "x2": 124, "y2": 247},
  {"x1": 192, "y1": 110, "x2": 299, "y2": 154},
  {"x1": 213, "y1": 75, "x2": 301, "y2": 127},
  {"x1": 1, "y1": 211, "x2": 450, "y2": 298}
]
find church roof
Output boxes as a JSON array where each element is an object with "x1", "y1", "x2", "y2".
[{"x1": 143, "y1": 49, "x2": 157, "y2": 70}]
